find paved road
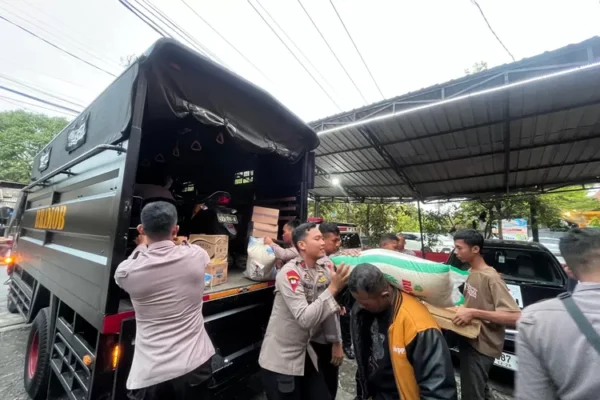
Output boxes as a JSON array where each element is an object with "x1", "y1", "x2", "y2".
[{"x1": 0, "y1": 270, "x2": 512, "y2": 399}]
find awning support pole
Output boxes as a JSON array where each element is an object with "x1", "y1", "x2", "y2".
[
  {"x1": 314, "y1": 197, "x2": 320, "y2": 217},
  {"x1": 417, "y1": 201, "x2": 426, "y2": 258},
  {"x1": 530, "y1": 199, "x2": 539, "y2": 242}
]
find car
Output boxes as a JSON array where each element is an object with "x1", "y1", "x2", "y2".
[
  {"x1": 446, "y1": 239, "x2": 568, "y2": 372},
  {"x1": 399, "y1": 232, "x2": 454, "y2": 253}
]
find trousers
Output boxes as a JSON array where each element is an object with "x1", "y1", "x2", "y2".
[
  {"x1": 261, "y1": 352, "x2": 330, "y2": 400},
  {"x1": 459, "y1": 341, "x2": 496, "y2": 400},
  {"x1": 311, "y1": 342, "x2": 339, "y2": 399},
  {"x1": 127, "y1": 357, "x2": 212, "y2": 400}
]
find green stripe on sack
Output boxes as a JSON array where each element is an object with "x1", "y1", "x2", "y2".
[{"x1": 331, "y1": 254, "x2": 451, "y2": 274}]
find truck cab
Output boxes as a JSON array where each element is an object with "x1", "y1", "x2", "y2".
[
  {"x1": 446, "y1": 239, "x2": 568, "y2": 372},
  {"x1": 4, "y1": 39, "x2": 318, "y2": 400}
]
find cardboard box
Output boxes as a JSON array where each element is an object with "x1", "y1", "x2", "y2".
[
  {"x1": 251, "y1": 206, "x2": 279, "y2": 239},
  {"x1": 205, "y1": 259, "x2": 228, "y2": 287},
  {"x1": 424, "y1": 303, "x2": 481, "y2": 339},
  {"x1": 252, "y1": 206, "x2": 279, "y2": 226},
  {"x1": 188, "y1": 234, "x2": 228, "y2": 259}
]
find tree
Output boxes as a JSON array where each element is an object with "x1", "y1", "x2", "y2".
[
  {"x1": 588, "y1": 217, "x2": 600, "y2": 228},
  {"x1": 0, "y1": 111, "x2": 68, "y2": 183},
  {"x1": 464, "y1": 61, "x2": 488, "y2": 75}
]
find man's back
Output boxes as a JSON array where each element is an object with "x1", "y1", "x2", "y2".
[
  {"x1": 516, "y1": 283, "x2": 600, "y2": 400},
  {"x1": 115, "y1": 241, "x2": 215, "y2": 390}
]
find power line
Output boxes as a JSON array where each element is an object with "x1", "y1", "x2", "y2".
[
  {"x1": 17, "y1": 0, "x2": 122, "y2": 69},
  {"x1": 0, "y1": 72, "x2": 86, "y2": 108},
  {"x1": 0, "y1": 95, "x2": 77, "y2": 117},
  {"x1": 255, "y1": 0, "x2": 337, "y2": 95},
  {"x1": 0, "y1": 14, "x2": 117, "y2": 77},
  {"x1": 471, "y1": 0, "x2": 515, "y2": 61},
  {"x1": 181, "y1": 0, "x2": 273, "y2": 84},
  {"x1": 132, "y1": 0, "x2": 225, "y2": 65},
  {"x1": 247, "y1": 0, "x2": 342, "y2": 111},
  {"x1": 328, "y1": 0, "x2": 384, "y2": 99},
  {"x1": 0, "y1": 3, "x2": 121, "y2": 71},
  {"x1": 296, "y1": 0, "x2": 368, "y2": 103},
  {"x1": 0, "y1": 85, "x2": 81, "y2": 114},
  {"x1": 119, "y1": 0, "x2": 172, "y2": 38}
]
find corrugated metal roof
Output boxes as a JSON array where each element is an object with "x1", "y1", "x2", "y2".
[{"x1": 310, "y1": 40, "x2": 600, "y2": 201}]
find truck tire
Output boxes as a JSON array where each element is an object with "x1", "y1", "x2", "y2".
[
  {"x1": 24, "y1": 308, "x2": 52, "y2": 400},
  {"x1": 7, "y1": 294, "x2": 18, "y2": 314}
]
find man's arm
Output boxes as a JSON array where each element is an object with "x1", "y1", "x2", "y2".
[
  {"x1": 270, "y1": 243, "x2": 299, "y2": 263},
  {"x1": 454, "y1": 279, "x2": 521, "y2": 327},
  {"x1": 277, "y1": 266, "x2": 339, "y2": 330},
  {"x1": 406, "y1": 328, "x2": 457, "y2": 400},
  {"x1": 515, "y1": 315, "x2": 558, "y2": 400},
  {"x1": 114, "y1": 244, "x2": 148, "y2": 287}
]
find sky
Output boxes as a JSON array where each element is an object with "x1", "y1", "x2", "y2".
[{"x1": 1, "y1": 0, "x2": 600, "y2": 123}]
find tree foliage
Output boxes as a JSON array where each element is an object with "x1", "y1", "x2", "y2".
[
  {"x1": 309, "y1": 188, "x2": 599, "y2": 243},
  {"x1": 0, "y1": 110, "x2": 68, "y2": 183},
  {"x1": 464, "y1": 61, "x2": 488, "y2": 75}
]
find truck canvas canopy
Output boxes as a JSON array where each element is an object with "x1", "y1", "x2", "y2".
[{"x1": 31, "y1": 38, "x2": 319, "y2": 181}]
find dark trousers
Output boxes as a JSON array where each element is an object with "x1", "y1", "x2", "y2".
[
  {"x1": 337, "y1": 287, "x2": 354, "y2": 347},
  {"x1": 127, "y1": 357, "x2": 212, "y2": 400},
  {"x1": 311, "y1": 342, "x2": 339, "y2": 399},
  {"x1": 261, "y1": 353, "x2": 330, "y2": 400},
  {"x1": 459, "y1": 341, "x2": 495, "y2": 400}
]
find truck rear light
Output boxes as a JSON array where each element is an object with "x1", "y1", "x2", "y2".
[{"x1": 112, "y1": 344, "x2": 121, "y2": 370}]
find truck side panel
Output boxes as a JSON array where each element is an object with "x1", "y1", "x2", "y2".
[{"x1": 17, "y1": 147, "x2": 128, "y2": 328}]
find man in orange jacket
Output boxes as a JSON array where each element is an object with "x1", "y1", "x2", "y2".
[{"x1": 349, "y1": 263, "x2": 457, "y2": 400}]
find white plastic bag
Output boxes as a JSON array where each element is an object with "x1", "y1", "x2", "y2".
[{"x1": 245, "y1": 237, "x2": 277, "y2": 281}]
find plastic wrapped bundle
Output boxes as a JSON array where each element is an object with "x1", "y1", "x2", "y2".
[
  {"x1": 245, "y1": 237, "x2": 277, "y2": 281},
  {"x1": 331, "y1": 249, "x2": 468, "y2": 307}
]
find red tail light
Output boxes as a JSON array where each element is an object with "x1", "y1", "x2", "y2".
[
  {"x1": 216, "y1": 195, "x2": 230, "y2": 205},
  {"x1": 307, "y1": 217, "x2": 323, "y2": 224}
]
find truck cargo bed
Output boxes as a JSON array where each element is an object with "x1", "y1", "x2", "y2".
[
  {"x1": 117, "y1": 268, "x2": 274, "y2": 314},
  {"x1": 205, "y1": 268, "x2": 268, "y2": 294}
]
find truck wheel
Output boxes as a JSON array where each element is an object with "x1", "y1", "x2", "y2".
[
  {"x1": 7, "y1": 294, "x2": 18, "y2": 314},
  {"x1": 24, "y1": 308, "x2": 51, "y2": 400}
]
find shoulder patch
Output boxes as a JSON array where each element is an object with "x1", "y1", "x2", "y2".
[{"x1": 286, "y1": 270, "x2": 301, "y2": 292}]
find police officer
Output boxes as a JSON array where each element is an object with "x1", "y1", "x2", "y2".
[{"x1": 259, "y1": 222, "x2": 350, "y2": 400}]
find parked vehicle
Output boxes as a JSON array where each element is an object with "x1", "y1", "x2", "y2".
[
  {"x1": 306, "y1": 218, "x2": 366, "y2": 249},
  {"x1": 4, "y1": 39, "x2": 318, "y2": 400},
  {"x1": 400, "y1": 232, "x2": 454, "y2": 253},
  {"x1": 446, "y1": 239, "x2": 568, "y2": 372}
]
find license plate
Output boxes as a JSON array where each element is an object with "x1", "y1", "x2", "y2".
[
  {"x1": 217, "y1": 213, "x2": 238, "y2": 224},
  {"x1": 494, "y1": 352, "x2": 518, "y2": 371}
]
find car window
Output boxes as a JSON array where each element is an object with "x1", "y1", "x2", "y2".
[
  {"x1": 449, "y1": 247, "x2": 562, "y2": 284},
  {"x1": 340, "y1": 233, "x2": 361, "y2": 249},
  {"x1": 402, "y1": 233, "x2": 419, "y2": 241}
]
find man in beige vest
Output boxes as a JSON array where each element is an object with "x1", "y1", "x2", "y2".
[{"x1": 259, "y1": 222, "x2": 350, "y2": 400}]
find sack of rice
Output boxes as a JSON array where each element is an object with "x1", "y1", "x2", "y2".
[
  {"x1": 244, "y1": 237, "x2": 277, "y2": 281},
  {"x1": 330, "y1": 248, "x2": 468, "y2": 307}
]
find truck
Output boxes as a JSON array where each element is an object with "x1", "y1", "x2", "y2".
[
  {"x1": 4, "y1": 38, "x2": 319, "y2": 400},
  {"x1": 446, "y1": 239, "x2": 569, "y2": 372}
]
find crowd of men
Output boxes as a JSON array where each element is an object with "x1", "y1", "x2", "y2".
[{"x1": 114, "y1": 201, "x2": 600, "y2": 400}]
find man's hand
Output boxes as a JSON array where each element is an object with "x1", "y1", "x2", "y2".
[
  {"x1": 328, "y1": 263, "x2": 350, "y2": 296},
  {"x1": 331, "y1": 342, "x2": 344, "y2": 367},
  {"x1": 264, "y1": 237, "x2": 274, "y2": 245},
  {"x1": 453, "y1": 307, "x2": 476, "y2": 326}
]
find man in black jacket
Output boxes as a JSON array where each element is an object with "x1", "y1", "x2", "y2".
[{"x1": 349, "y1": 263, "x2": 457, "y2": 400}]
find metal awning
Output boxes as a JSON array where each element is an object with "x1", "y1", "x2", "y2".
[{"x1": 309, "y1": 38, "x2": 600, "y2": 202}]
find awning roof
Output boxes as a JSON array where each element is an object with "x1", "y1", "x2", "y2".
[{"x1": 309, "y1": 38, "x2": 600, "y2": 201}]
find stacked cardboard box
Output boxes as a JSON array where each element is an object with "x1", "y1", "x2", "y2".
[
  {"x1": 188, "y1": 234, "x2": 228, "y2": 259},
  {"x1": 251, "y1": 206, "x2": 279, "y2": 239},
  {"x1": 423, "y1": 303, "x2": 481, "y2": 339},
  {"x1": 188, "y1": 234, "x2": 229, "y2": 287}
]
